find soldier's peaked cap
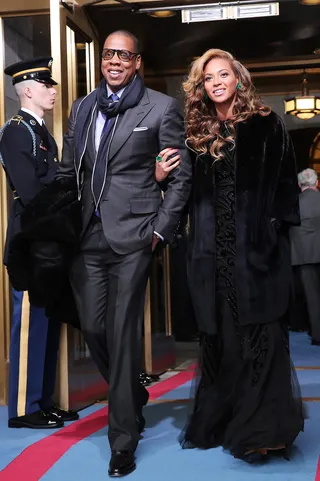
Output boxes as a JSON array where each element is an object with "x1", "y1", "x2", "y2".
[{"x1": 4, "y1": 57, "x2": 58, "y2": 86}]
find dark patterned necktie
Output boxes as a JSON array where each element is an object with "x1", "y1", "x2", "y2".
[
  {"x1": 100, "y1": 93, "x2": 119, "y2": 139},
  {"x1": 92, "y1": 93, "x2": 119, "y2": 210}
]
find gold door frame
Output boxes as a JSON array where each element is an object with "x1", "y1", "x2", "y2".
[
  {"x1": 0, "y1": 17, "x2": 10, "y2": 406},
  {"x1": 50, "y1": 1, "x2": 100, "y2": 153}
]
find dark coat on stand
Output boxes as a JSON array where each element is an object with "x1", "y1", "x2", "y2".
[
  {"x1": 187, "y1": 111, "x2": 300, "y2": 335},
  {"x1": 6, "y1": 177, "x2": 81, "y2": 329}
]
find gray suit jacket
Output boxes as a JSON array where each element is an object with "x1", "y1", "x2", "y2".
[
  {"x1": 290, "y1": 188, "x2": 320, "y2": 266},
  {"x1": 57, "y1": 86, "x2": 192, "y2": 254}
]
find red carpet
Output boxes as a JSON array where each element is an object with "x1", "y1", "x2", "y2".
[
  {"x1": 0, "y1": 370, "x2": 194, "y2": 481},
  {"x1": 316, "y1": 457, "x2": 320, "y2": 481}
]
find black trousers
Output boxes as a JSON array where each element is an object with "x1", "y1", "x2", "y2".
[
  {"x1": 71, "y1": 220, "x2": 152, "y2": 451},
  {"x1": 295, "y1": 264, "x2": 320, "y2": 342}
]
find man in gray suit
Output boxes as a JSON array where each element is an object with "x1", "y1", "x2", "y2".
[
  {"x1": 56, "y1": 30, "x2": 192, "y2": 476},
  {"x1": 290, "y1": 168, "x2": 320, "y2": 347}
]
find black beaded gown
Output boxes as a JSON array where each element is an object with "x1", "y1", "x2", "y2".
[{"x1": 180, "y1": 132, "x2": 304, "y2": 460}]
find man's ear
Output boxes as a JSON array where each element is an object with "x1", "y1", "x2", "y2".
[
  {"x1": 24, "y1": 86, "x2": 32, "y2": 99},
  {"x1": 136, "y1": 55, "x2": 142, "y2": 71}
]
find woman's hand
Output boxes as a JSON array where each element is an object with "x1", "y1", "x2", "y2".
[{"x1": 155, "y1": 148, "x2": 181, "y2": 183}]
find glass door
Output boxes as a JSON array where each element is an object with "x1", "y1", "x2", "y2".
[
  {"x1": 66, "y1": 24, "x2": 96, "y2": 113},
  {"x1": 0, "y1": 11, "x2": 51, "y2": 406}
]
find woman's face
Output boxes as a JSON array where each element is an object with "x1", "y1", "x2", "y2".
[{"x1": 203, "y1": 58, "x2": 238, "y2": 105}]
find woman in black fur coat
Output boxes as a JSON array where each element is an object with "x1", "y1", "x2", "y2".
[{"x1": 157, "y1": 49, "x2": 304, "y2": 462}]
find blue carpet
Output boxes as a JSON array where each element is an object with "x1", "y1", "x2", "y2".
[
  {"x1": 0, "y1": 332, "x2": 319, "y2": 480},
  {"x1": 290, "y1": 332, "x2": 320, "y2": 366},
  {"x1": 0, "y1": 404, "x2": 102, "y2": 472},
  {"x1": 40, "y1": 401, "x2": 319, "y2": 481}
]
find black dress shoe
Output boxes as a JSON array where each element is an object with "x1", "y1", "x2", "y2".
[
  {"x1": 311, "y1": 339, "x2": 320, "y2": 346},
  {"x1": 242, "y1": 451, "x2": 268, "y2": 464},
  {"x1": 47, "y1": 405, "x2": 79, "y2": 422},
  {"x1": 139, "y1": 372, "x2": 152, "y2": 386},
  {"x1": 108, "y1": 451, "x2": 136, "y2": 477},
  {"x1": 8, "y1": 410, "x2": 64, "y2": 429}
]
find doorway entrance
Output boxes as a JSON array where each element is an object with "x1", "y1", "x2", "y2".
[{"x1": 0, "y1": 0, "x2": 175, "y2": 410}]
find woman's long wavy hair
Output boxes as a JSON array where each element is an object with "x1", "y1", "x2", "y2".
[{"x1": 183, "y1": 49, "x2": 271, "y2": 160}]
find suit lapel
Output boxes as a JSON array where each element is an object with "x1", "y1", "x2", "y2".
[
  {"x1": 86, "y1": 107, "x2": 99, "y2": 163},
  {"x1": 108, "y1": 92, "x2": 155, "y2": 161}
]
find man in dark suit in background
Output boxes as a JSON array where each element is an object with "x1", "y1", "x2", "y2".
[
  {"x1": 0, "y1": 57, "x2": 78, "y2": 429},
  {"x1": 56, "y1": 30, "x2": 192, "y2": 476},
  {"x1": 290, "y1": 168, "x2": 320, "y2": 346}
]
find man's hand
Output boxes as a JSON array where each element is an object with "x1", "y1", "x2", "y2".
[{"x1": 155, "y1": 148, "x2": 181, "y2": 183}]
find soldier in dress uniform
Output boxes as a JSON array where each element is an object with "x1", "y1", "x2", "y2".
[{"x1": 0, "y1": 57, "x2": 79, "y2": 428}]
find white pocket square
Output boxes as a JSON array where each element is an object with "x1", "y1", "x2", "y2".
[{"x1": 133, "y1": 126, "x2": 148, "y2": 131}]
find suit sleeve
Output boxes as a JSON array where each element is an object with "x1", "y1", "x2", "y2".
[
  {"x1": 153, "y1": 99, "x2": 192, "y2": 242},
  {"x1": 0, "y1": 123, "x2": 45, "y2": 206},
  {"x1": 55, "y1": 101, "x2": 78, "y2": 179},
  {"x1": 270, "y1": 118, "x2": 300, "y2": 226}
]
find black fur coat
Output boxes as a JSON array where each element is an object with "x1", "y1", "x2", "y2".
[
  {"x1": 6, "y1": 177, "x2": 81, "y2": 329},
  {"x1": 187, "y1": 111, "x2": 300, "y2": 335}
]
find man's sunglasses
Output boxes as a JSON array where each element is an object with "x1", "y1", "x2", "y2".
[{"x1": 101, "y1": 49, "x2": 139, "y2": 62}]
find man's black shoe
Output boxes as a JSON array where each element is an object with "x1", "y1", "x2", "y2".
[
  {"x1": 8, "y1": 410, "x2": 64, "y2": 429},
  {"x1": 311, "y1": 339, "x2": 320, "y2": 346},
  {"x1": 47, "y1": 405, "x2": 79, "y2": 422},
  {"x1": 108, "y1": 451, "x2": 136, "y2": 477},
  {"x1": 139, "y1": 372, "x2": 152, "y2": 386}
]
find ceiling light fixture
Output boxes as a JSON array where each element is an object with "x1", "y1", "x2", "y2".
[
  {"x1": 181, "y1": 2, "x2": 279, "y2": 23},
  {"x1": 300, "y1": 0, "x2": 320, "y2": 5},
  {"x1": 148, "y1": 10, "x2": 176, "y2": 18},
  {"x1": 284, "y1": 73, "x2": 320, "y2": 120},
  {"x1": 138, "y1": 0, "x2": 280, "y2": 21}
]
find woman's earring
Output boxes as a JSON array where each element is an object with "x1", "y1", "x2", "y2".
[{"x1": 236, "y1": 82, "x2": 242, "y2": 90}]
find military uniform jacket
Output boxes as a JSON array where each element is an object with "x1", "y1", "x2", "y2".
[{"x1": 0, "y1": 109, "x2": 58, "y2": 265}]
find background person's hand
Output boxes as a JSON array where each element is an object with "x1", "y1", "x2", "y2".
[{"x1": 155, "y1": 148, "x2": 181, "y2": 182}]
